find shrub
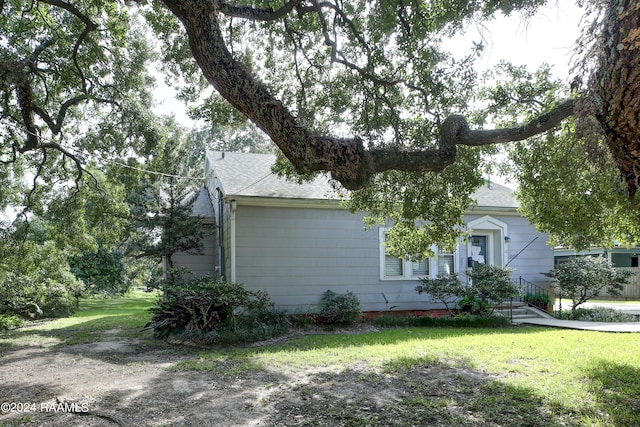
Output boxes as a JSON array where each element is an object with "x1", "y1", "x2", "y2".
[
  {"x1": 0, "y1": 240, "x2": 85, "y2": 318},
  {"x1": 545, "y1": 257, "x2": 632, "y2": 311},
  {"x1": 145, "y1": 277, "x2": 289, "y2": 342},
  {"x1": 214, "y1": 308, "x2": 291, "y2": 344},
  {"x1": 523, "y1": 293, "x2": 551, "y2": 311},
  {"x1": 415, "y1": 274, "x2": 464, "y2": 316},
  {"x1": 370, "y1": 313, "x2": 511, "y2": 328},
  {"x1": 0, "y1": 314, "x2": 24, "y2": 330},
  {"x1": 414, "y1": 266, "x2": 520, "y2": 317},
  {"x1": 317, "y1": 290, "x2": 362, "y2": 324},
  {"x1": 465, "y1": 264, "x2": 520, "y2": 316},
  {"x1": 458, "y1": 294, "x2": 489, "y2": 315},
  {"x1": 0, "y1": 273, "x2": 84, "y2": 319},
  {"x1": 555, "y1": 307, "x2": 636, "y2": 323}
]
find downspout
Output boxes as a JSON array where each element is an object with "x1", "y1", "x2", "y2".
[
  {"x1": 216, "y1": 187, "x2": 225, "y2": 279},
  {"x1": 230, "y1": 199, "x2": 237, "y2": 283}
]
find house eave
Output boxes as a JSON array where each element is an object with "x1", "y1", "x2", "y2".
[
  {"x1": 226, "y1": 195, "x2": 342, "y2": 209},
  {"x1": 468, "y1": 206, "x2": 520, "y2": 216},
  {"x1": 225, "y1": 196, "x2": 520, "y2": 216}
]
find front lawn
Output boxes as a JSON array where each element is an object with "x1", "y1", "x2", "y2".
[
  {"x1": 1, "y1": 292, "x2": 639, "y2": 426},
  {"x1": 180, "y1": 326, "x2": 640, "y2": 426}
]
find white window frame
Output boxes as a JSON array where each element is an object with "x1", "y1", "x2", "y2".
[{"x1": 379, "y1": 228, "x2": 459, "y2": 280}]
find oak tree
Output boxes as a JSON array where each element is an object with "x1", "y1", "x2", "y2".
[{"x1": 2, "y1": 0, "x2": 640, "y2": 252}]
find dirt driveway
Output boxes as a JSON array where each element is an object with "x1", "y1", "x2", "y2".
[
  {"x1": 0, "y1": 327, "x2": 530, "y2": 427},
  {"x1": 0, "y1": 330, "x2": 325, "y2": 426}
]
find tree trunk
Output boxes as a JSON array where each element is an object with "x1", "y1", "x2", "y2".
[{"x1": 595, "y1": 0, "x2": 640, "y2": 198}]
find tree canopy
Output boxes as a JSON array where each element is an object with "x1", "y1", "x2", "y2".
[{"x1": 2, "y1": 0, "x2": 640, "y2": 253}]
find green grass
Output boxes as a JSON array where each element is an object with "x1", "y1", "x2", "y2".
[
  {"x1": 2, "y1": 293, "x2": 639, "y2": 425},
  {"x1": 0, "y1": 289, "x2": 159, "y2": 349},
  {"x1": 179, "y1": 326, "x2": 640, "y2": 425}
]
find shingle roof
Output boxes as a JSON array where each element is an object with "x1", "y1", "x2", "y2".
[
  {"x1": 473, "y1": 181, "x2": 519, "y2": 209},
  {"x1": 208, "y1": 151, "x2": 334, "y2": 200},
  {"x1": 180, "y1": 187, "x2": 215, "y2": 218},
  {"x1": 206, "y1": 150, "x2": 518, "y2": 209}
]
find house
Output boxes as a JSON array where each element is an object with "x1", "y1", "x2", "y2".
[
  {"x1": 554, "y1": 246, "x2": 640, "y2": 299},
  {"x1": 555, "y1": 245, "x2": 640, "y2": 267},
  {"x1": 172, "y1": 150, "x2": 555, "y2": 313}
]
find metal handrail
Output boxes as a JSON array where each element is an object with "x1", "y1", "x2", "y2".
[
  {"x1": 503, "y1": 277, "x2": 552, "y2": 322},
  {"x1": 516, "y1": 276, "x2": 552, "y2": 312}
]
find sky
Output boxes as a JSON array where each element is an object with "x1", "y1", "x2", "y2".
[{"x1": 449, "y1": 3, "x2": 582, "y2": 81}]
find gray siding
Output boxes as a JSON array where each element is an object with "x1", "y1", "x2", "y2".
[
  {"x1": 171, "y1": 227, "x2": 218, "y2": 278},
  {"x1": 463, "y1": 213, "x2": 553, "y2": 286},
  {"x1": 234, "y1": 207, "x2": 554, "y2": 312},
  {"x1": 174, "y1": 199, "x2": 554, "y2": 312},
  {"x1": 233, "y1": 205, "x2": 442, "y2": 312}
]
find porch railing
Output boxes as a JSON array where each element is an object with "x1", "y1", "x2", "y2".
[{"x1": 512, "y1": 276, "x2": 552, "y2": 313}]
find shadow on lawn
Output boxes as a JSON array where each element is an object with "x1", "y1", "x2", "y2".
[
  {"x1": 0, "y1": 355, "x2": 288, "y2": 427},
  {"x1": 0, "y1": 313, "x2": 151, "y2": 351},
  {"x1": 586, "y1": 360, "x2": 640, "y2": 426},
  {"x1": 0, "y1": 349, "x2": 581, "y2": 427},
  {"x1": 2, "y1": 318, "x2": 637, "y2": 426},
  {"x1": 250, "y1": 323, "x2": 555, "y2": 353},
  {"x1": 263, "y1": 362, "x2": 579, "y2": 427}
]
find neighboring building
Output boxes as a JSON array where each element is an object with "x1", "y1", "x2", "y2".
[
  {"x1": 553, "y1": 246, "x2": 640, "y2": 299},
  {"x1": 554, "y1": 246, "x2": 640, "y2": 267},
  {"x1": 173, "y1": 150, "x2": 554, "y2": 313}
]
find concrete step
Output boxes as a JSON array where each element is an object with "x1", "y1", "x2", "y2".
[{"x1": 497, "y1": 303, "x2": 555, "y2": 322}]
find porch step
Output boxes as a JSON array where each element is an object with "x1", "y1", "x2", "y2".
[{"x1": 496, "y1": 302, "x2": 555, "y2": 323}]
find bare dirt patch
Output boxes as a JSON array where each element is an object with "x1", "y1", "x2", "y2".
[{"x1": 0, "y1": 327, "x2": 565, "y2": 427}]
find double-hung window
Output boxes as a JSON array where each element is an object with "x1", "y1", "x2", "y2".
[
  {"x1": 380, "y1": 228, "x2": 456, "y2": 280},
  {"x1": 436, "y1": 247, "x2": 455, "y2": 276}
]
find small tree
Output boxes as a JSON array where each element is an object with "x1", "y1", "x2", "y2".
[
  {"x1": 544, "y1": 257, "x2": 632, "y2": 312},
  {"x1": 416, "y1": 274, "x2": 465, "y2": 317},
  {"x1": 70, "y1": 246, "x2": 129, "y2": 296},
  {"x1": 465, "y1": 265, "x2": 520, "y2": 316}
]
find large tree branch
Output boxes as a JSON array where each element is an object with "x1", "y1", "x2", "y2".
[
  {"x1": 33, "y1": 95, "x2": 120, "y2": 135},
  {"x1": 460, "y1": 98, "x2": 576, "y2": 146},
  {"x1": 162, "y1": 0, "x2": 577, "y2": 190},
  {"x1": 369, "y1": 99, "x2": 576, "y2": 174},
  {"x1": 218, "y1": 0, "x2": 302, "y2": 21},
  {"x1": 37, "y1": 0, "x2": 97, "y2": 29},
  {"x1": 1, "y1": 0, "x2": 100, "y2": 150}
]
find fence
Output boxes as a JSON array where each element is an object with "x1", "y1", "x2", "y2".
[{"x1": 594, "y1": 267, "x2": 640, "y2": 299}]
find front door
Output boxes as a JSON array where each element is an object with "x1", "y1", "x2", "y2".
[{"x1": 470, "y1": 235, "x2": 488, "y2": 268}]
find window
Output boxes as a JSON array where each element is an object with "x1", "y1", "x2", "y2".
[
  {"x1": 384, "y1": 253, "x2": 403, "y2": 277},
  {"x1": 412, "y1": 259, "x2": 429, "y2": 276},
  {"x1": 380, "y1": 228, "x2": 456, "y2": 280},
  {"x1": 437, "y1": 248, "x2": 455, "y2": 276}
]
